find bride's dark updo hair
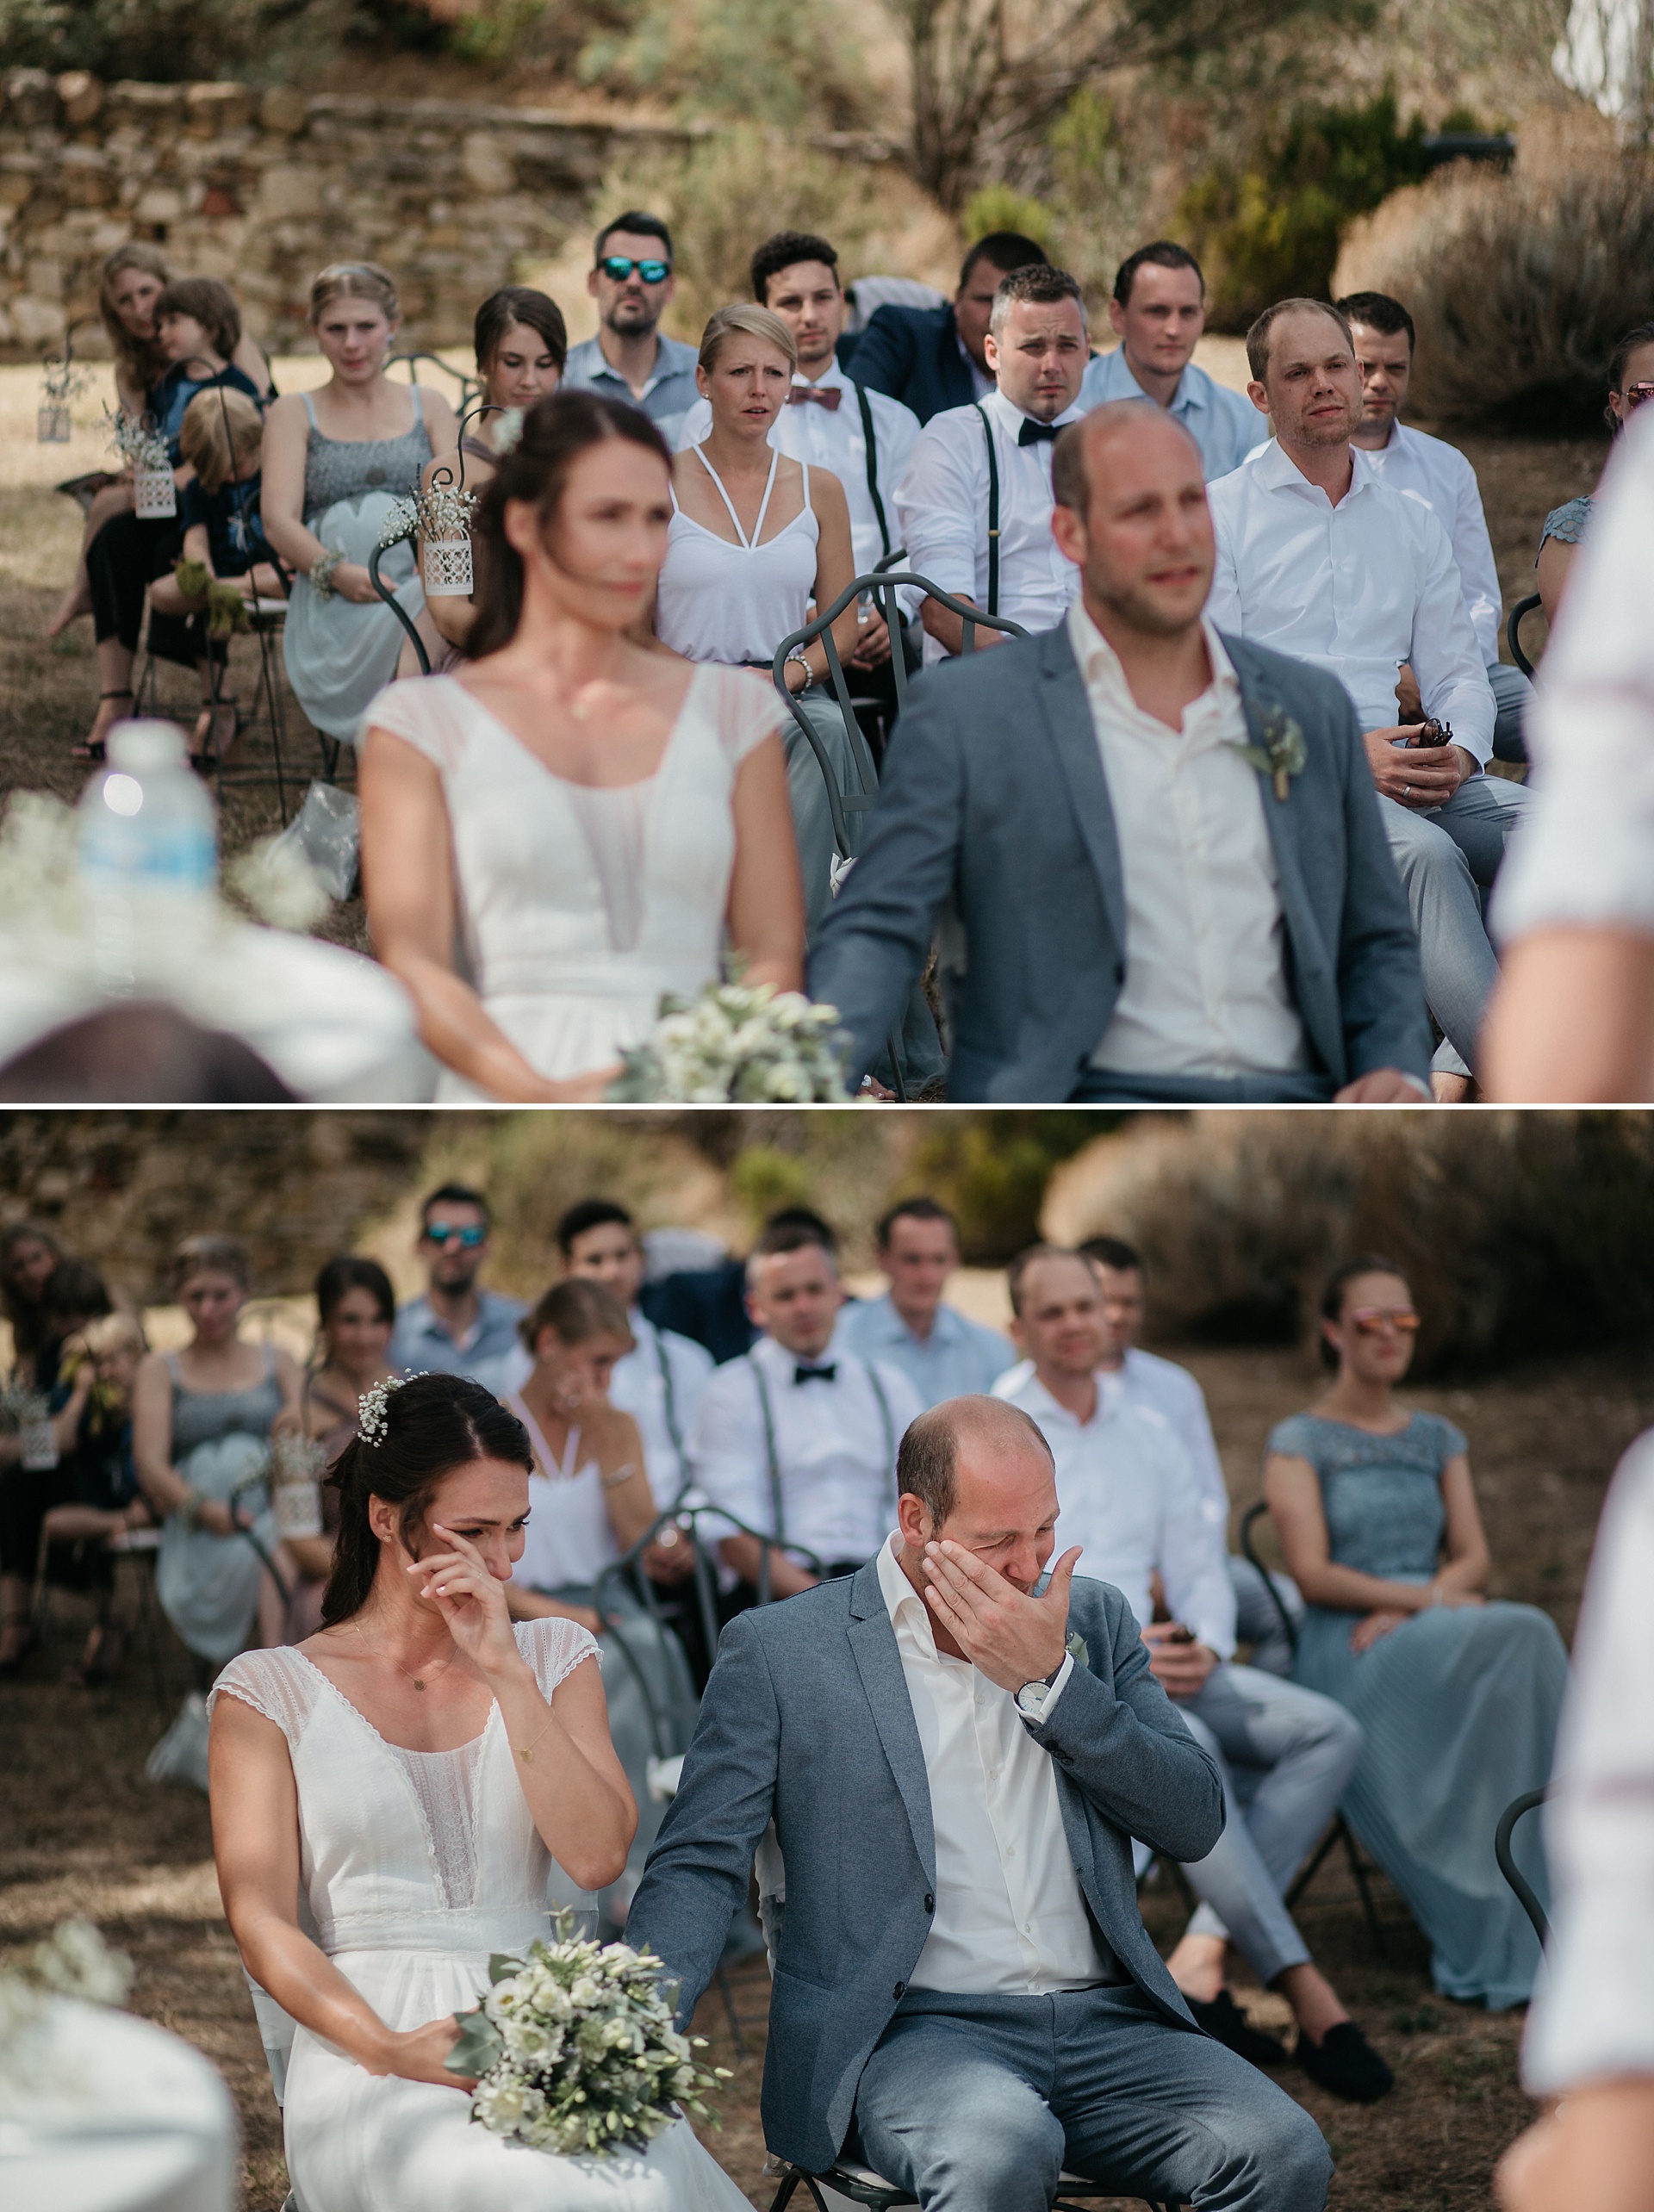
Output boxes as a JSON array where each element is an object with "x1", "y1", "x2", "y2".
[
  {"x1": 467, "y1": 391, "x2": 673, "y2": 661},
  {"x1": 321, "y1": 1372, "x2": 533, "y2": 1625}
]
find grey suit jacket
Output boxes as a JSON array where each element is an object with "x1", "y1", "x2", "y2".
[
  {"x1": 807, "y1": 623, "x2": 1433, "y2": 1102},
  {"x1": 625, "y1": 1567, "x2": 1223, "y2": 2174}
]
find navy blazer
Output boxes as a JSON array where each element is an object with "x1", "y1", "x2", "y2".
[
  {"x1": 843, "y1": 302, "x2": 979, "y2": 426},
  {"x1": 808, "y1": 623, "x2": 1434, "y2": 1102},
  {"x1": 625, "y1": 1567, "x2": 1221, "y2": 2174}
]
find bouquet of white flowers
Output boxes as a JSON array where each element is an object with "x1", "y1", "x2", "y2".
[
  {"x1": 606, "y1": 979, "x2": 852, "y2": 1103},
  {"x1": 103, "y1": 407, "x2": 171, "y2": 477},
  {"x1": 446, "y1": 1919, "x2": 728, "y2": 2158}
]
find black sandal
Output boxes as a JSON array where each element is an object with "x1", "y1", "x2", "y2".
[{"x1": 72, "y1": 689, "x2": 133, "y2": 762}]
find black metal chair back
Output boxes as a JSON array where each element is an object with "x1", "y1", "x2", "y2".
[
  {"x1": 388, "y1": 350, "x2": 482, "y2": 412},
  {"x1": 369, "y1": 520, "x2": 432, "y2": 676},
  {"x1": 1508, "y1": 592, "x2": 1544, "y2": 680},
  {"x1": 1495, "y1": 1788, "x2": 1550, "y2": 1947},
  {"x1": 768, "y1": 2165, "x2": 1181, "y2": 2211},
  {"x1": 1238, "y1": 1500, "x2": 1301, "y2": 1657}
]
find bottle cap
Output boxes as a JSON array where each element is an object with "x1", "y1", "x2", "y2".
[{"x1": 107, "y1": 721, "x2": 190, "y2": 775}]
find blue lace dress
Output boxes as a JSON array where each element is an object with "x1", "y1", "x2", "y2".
[{"x1": 1270, "y1": 1409, "x2": 1569, "y2": 2009}]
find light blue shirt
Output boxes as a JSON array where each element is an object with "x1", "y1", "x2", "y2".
[
  {"x1": 388, "y1": 1289, "x2": 526, "y2": 1382},
  {"x1": 562, "y1": 332, "x2": 700, "y2": 444},
  {"x1": 834, "y1": 1292, "x2": 1013, "y2": 1410},
  {"x1": 1079, "y1": 347, "x2": 1261, "y2": 482}
]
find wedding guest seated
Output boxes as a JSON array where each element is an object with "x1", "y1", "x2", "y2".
[
  {"x1": 37, "y1": 1311, "x2": 152, "y2": 1686},
  {"x1": 387, "y1": 1185, "x2": 525, "y2": 1382},
  {"x1": 562, "y1": 210, "x2": 700, "y2": 440},
  {"x1": 1079, "y1": 241, "x2": 1259, "y2": 480},
  {"x1": 78, "y1": 276, "x2": 269, "y2": 765},
  {"x1": 1535, "y1": 320, "x2": 1654, "y2": 623},
  {"x1": 835, "y1": 1196, "x2": 1011, "y2": 1407},
  {"x1": 51, "y1": 244, "x2": 273, "y2": 645},
  {"x1": 1337, "y1": 289, "x2": 1530, "y2": 763},
  {"x1": 208, "y1": 1371, "x2": 749, "y2": 2210},
  {"x1": 1001, "y1": 1246, "x2": 1389, "y2": 2098},
  {"x1": 687, "y1": 1219, "x2": 923, "y2": 1598},
  {"x1": 414, "y1": 284, "x2": 567, "y2": 672},
  {"x1": 629, "y1": 1393, "x2": 1334, "y2": 2212},
  {"x1": 811, "y1": 403, "x2": 1433, "y2": 1102},
  {"x1": 1, "y1": 1218, "x2": 65, "y2": 1392},
  {"x1": 262, "y1": 261, "x2": 457, "y2": 755},
  {"x1": 281, "y1": 1254, "x2": 401, "y2": 1642},
  {"x1": 361, "y1": 392, "x2": 804, "y2": 1100},
  {"x1": 1265, "y1": 1254, "x2": 1570, "y2": 2009},
  {"x1": 1208, "y1": 298, "x2": 1519, "y2": 1103},
  {"x1": 896, "y1": 264, "x2": 1089, "y2": 663},
  {"x1": 655, "y1": 305, "x2": 864, "y2": 945},
  {"x1": 131, "y1": 1233, "x2": 303, "y2": 1665},
  {"x1": 849, "y1": 230, "x2": 1049, "y2": 424}
]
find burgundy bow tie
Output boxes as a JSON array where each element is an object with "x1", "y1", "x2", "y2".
[{"x1": 788, "y1": 384, "x2": 843, "y2": 409}]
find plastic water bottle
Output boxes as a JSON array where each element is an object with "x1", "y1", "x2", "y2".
[{"x1": 78, "y1": 720, "x2": 218, "y2": 994}]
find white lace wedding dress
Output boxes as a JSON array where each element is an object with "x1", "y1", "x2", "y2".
[
  {"x1": 360, "y1": 666, "x2": 785, "y2": 1101},
  {"x1": 208, "y1": 1619, "x2": 749, "y2": 2212}
]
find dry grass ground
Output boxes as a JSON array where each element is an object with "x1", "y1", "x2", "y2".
[{"x1": 3, "y1": 1337, "x2": 1645, "y2": 2211}]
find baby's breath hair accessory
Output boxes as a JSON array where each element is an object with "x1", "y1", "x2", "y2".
[
  {"x1": 308, "y1": 546, "x2": 345, "y2": 599},
  {"x1": 357, "y1": 1374, "x2": 414, "y2": 1445}
]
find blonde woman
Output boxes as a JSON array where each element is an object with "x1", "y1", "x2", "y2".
[
  {"x1": 358, "y1": 390, "x2": 804, "y2": 1100},
  {"x1": 262, "y1": 262, "x2": 457, "y2": 749}
]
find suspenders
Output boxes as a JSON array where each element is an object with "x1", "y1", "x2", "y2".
[
  {"x1": 855, "y1": 382, "x2": 892, "y2": 560},
  {"x1": 749, "y1": 1352, "x2": 898, "y2": 1551},
  {"x1": 973, "y1": 400, "x2": 1001, "y2": 617},
  {"x1": 649, "y1": 1322, "x2": 684, "y2": 1472}
]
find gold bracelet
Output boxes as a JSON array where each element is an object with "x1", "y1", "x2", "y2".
[{"x1": 515, "y1": 1717, "x2": 556, "y2": 1765}]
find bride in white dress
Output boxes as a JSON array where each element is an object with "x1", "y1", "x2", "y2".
[
  {"x1": 358, "y1": 390, "x2": 807, "y2": 1103},
  {"x1": 208, "y1": 1371, "x2": 750, "y2": 2212}
]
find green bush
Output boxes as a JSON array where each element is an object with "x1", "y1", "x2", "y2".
[
  {"x1": 1177, "y1": 90, "x2": 1439, "y2": 332},
  {"x1": 0, "y1": 0, "x2": 463, "y2": 79},
  {"x1": 577, "y1": 0, "x2": 865, "y2": 129},
  {"x1": 912, "y1": 1113, "x2": 1116, "y2": 1265},
  {"x1": 961, "y1": 183, "x2": 1055, "y2": 252}
]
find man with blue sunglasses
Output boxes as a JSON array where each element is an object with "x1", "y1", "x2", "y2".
[
  {"x1": 562, "y1": 210, "x2": 700, "y2": 443},
  {"x1": 387, "y1": 1183, "x2": 526, "y2": 1382}
]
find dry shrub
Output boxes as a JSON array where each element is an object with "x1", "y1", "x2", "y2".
[
  {"x1": 589, "y1": 127, "x2": 961, "y2": 337},
  {"x1": 1042, "y1": 1110, "x2": 1654, "y2": 1371},
  {"x1": 1333, "y1": 144, "x2": 1654, "y2": 428}
]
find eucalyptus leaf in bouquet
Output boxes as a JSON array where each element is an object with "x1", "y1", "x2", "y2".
[
  {"x1": 449, "y1": 1913, "x2": 730, "y2": 2158},
  {"x1": 606, "y1": 979, "x2": 852, "y2": 1103}
]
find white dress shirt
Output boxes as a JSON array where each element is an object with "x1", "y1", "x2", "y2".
[
  {"x1": 677, "y1": 363, "x2": 921, "y2": 583},
  {"x1": 1067, "y1": 599, "x2": 1309, "y2": 1076},
  {"x1": 999, "y1": 1369, "x2": 1237, "y2": 1657},
  {"x1": 1114, "y1": 1347, "x2": 1228, "y2": 1519},
  {"x1": 874, "y1": 1535, "x2": 1116, "y2": 1994},
  {"x1": 1205, "y1": 438, "x2": 1495, "y2": 764},
  {"x1": 1493, "y1": 409, "x2": 1654, "y2": 943},
  {"x1": 1358, "y1": 423, "x2": 1503, "y2": 668},
  {"x1": 1522, "y1": 1430, "x2": 1654, "y2": 2093},
  {"x1": 833, "y1": 1293, "x2": 1013, "y2": 1410},
  {"x1": 895, "y1": 385, "x2": 1085, "y2": 664},
  {"x1": 1078, "y1": 347, "x2": 1261, "y2": 482},
  {"x1": 687, "y1": 1333, "x2": 924, "y2": 1568},
  {"x1": 472, "y1": 1309, "x2": 712, "y2": 1506}
]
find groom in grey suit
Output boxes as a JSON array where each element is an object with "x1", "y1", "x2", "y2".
[
  {"x1": 626, "y1": 1395, "x2": 1331, "y2": 2211},
  {"x1": 807, "y1": 403, "x2": 1433, "y2": 1104}
]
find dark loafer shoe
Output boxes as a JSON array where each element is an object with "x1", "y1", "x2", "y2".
[
  {"x1": 1185, "y1": 1988, "x2": 1287, "y2": 2066},
  {"x1": 1296, "y1": 2020, "x2": 1395, "y2": 2101}
]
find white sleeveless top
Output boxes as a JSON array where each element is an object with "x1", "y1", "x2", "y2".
[
  {"x1": 656, "y1": 444, "x2": 821, "y2": 664},
  {"x1": 361, "y1": 666, "x2": 782, "y2": 1097},
  {"x1": 510, "y1": 1395, "x2": 625, "y2": 1592}
]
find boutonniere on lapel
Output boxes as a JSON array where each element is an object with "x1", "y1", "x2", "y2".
[
  {"x1": 1236, "y1": 704, "x2": 1308, "y2": 802},
  {"x1": 1066, "y1": 1631, "x2": 1089, "y2": 1670}
]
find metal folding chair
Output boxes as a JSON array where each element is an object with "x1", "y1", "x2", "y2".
[
  {"x1": 369, "y1": 516, "x2": 430, "y2": 677},
  {"x1": 388, "y1": 350, "x2": 482, "y2": 413},
  {"x1": 1495, "y1": 1788, "x2": 1550, "y2": 1948},
  {"x1": 1237, "y1": 1501, "x2": 1390, "y2": 1956},
  {"x1": 1507, "y1": 593, "x2": 1544, "y2": 680},
  {"x1": 768, "y1": 2162, "x2": 1181, "y2": 2210}
]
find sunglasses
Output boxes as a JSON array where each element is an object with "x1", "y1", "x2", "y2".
[
  {"x1": 599, "y1": 256, "x2": 670, "y2": 284},
  {"x1": 424, "y1": 1223, "x2": 486, "y2": 1248},
  {"x1": 1346, "y1": 1307, "x2": 1420, "y2": 1335},
  {"x1": 1624, "y1": 382, "x2": 1654, "y2": 410}
]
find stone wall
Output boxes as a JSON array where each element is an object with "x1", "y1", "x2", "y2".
[{"x1": 0, "y1": 68, "x2": 700, "y2": 357}]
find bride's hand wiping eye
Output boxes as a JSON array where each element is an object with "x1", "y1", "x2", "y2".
[{"x1": 408, "y1": 1524, "x2": 519, "y2": 1677}]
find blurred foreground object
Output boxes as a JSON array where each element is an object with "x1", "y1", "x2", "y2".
[{"x1": 0, "y1": 1004, "x2": 293, "y2": 1102}]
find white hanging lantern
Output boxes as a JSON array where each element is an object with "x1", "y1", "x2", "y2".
[
  {"x1": 423, "y1": 532, "x2": 474, "y2": 596},
  {"x1": 270, "y1": 1434, "x2": 325, "y2": 1540},
  {"x1": 37, "y1": 403, "x2": 72, "y2": 444},
  {"x1": 133, "y1": 466, "x2": 177, "y2": 519}
]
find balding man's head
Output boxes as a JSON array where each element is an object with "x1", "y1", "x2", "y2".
[
  {"x1": 895, "y1": 1395, "x2": 1060, "y2": 1594},
  {"x1": 1049, "y1": 401, "x2": 1213, "y2": 641}
]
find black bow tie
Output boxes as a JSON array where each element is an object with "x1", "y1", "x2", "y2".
[
  {"x1": 794, "y1": 1363, "x2": 838, "y2": 1386},
  {"x1": 1018, "y1": 418, "x2": 1062, "y2": 446}
]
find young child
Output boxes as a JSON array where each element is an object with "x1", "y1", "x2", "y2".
[
  {"x1": 40, "y1": 1311, "x2": 152, "y2": 1685},
  {"x1": 147, "y1": 386, "x2": 283, "y2": 763}
]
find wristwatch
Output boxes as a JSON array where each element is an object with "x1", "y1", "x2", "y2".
[{"x1": 1015, "y1": 1660, "x2": 1066, "y2": 1722}]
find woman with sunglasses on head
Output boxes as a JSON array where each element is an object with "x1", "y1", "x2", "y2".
[
  {"x1": 1534, "y1": 322, "x2": 1654, "y2": 624},
  {"x1": 1263, "y1": 1256, "x2": 1569, "y2": 2011}
]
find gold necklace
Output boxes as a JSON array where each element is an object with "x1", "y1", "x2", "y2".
[{"x1": 351, "y1": 1618, "x2": 457, "y2": 1693}]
